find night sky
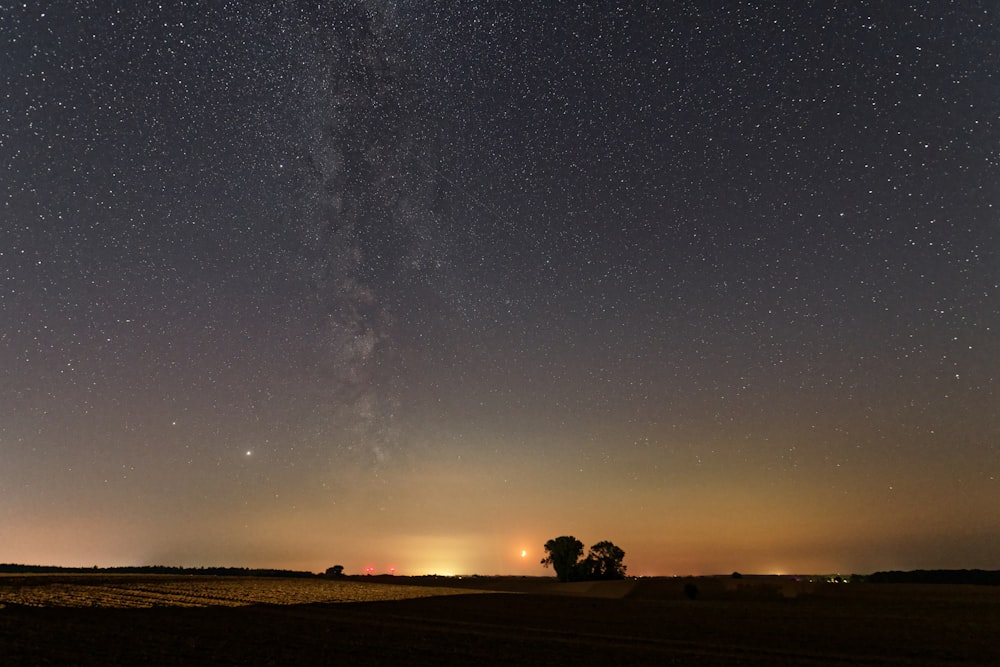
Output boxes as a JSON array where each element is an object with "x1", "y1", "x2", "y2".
[{"x1": 3, "y1": 1, "x2": 998, "y2": 576}]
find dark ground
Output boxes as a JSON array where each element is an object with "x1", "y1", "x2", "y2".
[{"x1": 2, "y1": 576, "x2": 998, "y2": 665}]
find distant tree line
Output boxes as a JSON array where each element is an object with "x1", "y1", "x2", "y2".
[
  {"x1": 0, "y1": 564, "x2": 317, "y2": 578},
  {"x1": 866, "y1": 569, "x2": 1000, "y2": 586},
  {"x1": 540, "y1": 536, "x2": 627, "y2": 582}
]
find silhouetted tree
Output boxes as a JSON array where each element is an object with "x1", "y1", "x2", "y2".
[
  {"x1": 579, "y1": 541, "x2": 627, "y2": 580},
  {"x1": 540, "y1": 536, "x2": 584, "y2": 582},
  {"x1": 326, "y1": 565, "x2": 345, "y2": 577}
]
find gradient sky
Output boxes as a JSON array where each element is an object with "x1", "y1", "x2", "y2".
[{"x1": 3, "y1": 1, "x2": 998, "y2": 576}]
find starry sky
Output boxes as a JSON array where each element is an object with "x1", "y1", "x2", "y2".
[{"x1": 3, "y1": 1, "x2": 998, "y2": 576}]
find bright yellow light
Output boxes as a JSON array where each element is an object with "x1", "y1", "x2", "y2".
[{"x1": 520, "y1": 549, "x2": 527, "y2": 558}]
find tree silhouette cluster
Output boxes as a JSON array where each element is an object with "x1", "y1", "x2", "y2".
[{"x1": 540, "y1": 536, "x2": 627, "y2": 582}]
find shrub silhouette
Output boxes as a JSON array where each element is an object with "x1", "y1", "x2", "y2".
[{"x1": 684, "y1": 583, "x2": 699, "y2": 600}]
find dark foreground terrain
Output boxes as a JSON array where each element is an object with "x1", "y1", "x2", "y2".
[{"x1": 2, "y1": 575, "x2": 998, "y2": 665}]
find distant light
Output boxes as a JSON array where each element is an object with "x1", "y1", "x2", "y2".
[
  {"x1": 520, "y1": 549, "x2": 527, "y2": 558},
  {"x1": 246, "y1": 450, "x2": 252, "y2": 456}
]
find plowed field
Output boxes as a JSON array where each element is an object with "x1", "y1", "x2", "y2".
[{"x1": 2, "y1": 575, "x2": 997, "y2": 666}]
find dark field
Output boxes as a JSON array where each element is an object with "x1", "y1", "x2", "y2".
[{"x1": 2, "y1": 574, "x2": 998, "y2": 665}]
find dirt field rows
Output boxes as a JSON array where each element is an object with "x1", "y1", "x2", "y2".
[
  {"x1": 0, "y1": 573, "x2": 490, "y2": 608},
  {"x1": 1, "y1": 575, "x2": 998, "y2": 665}
]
